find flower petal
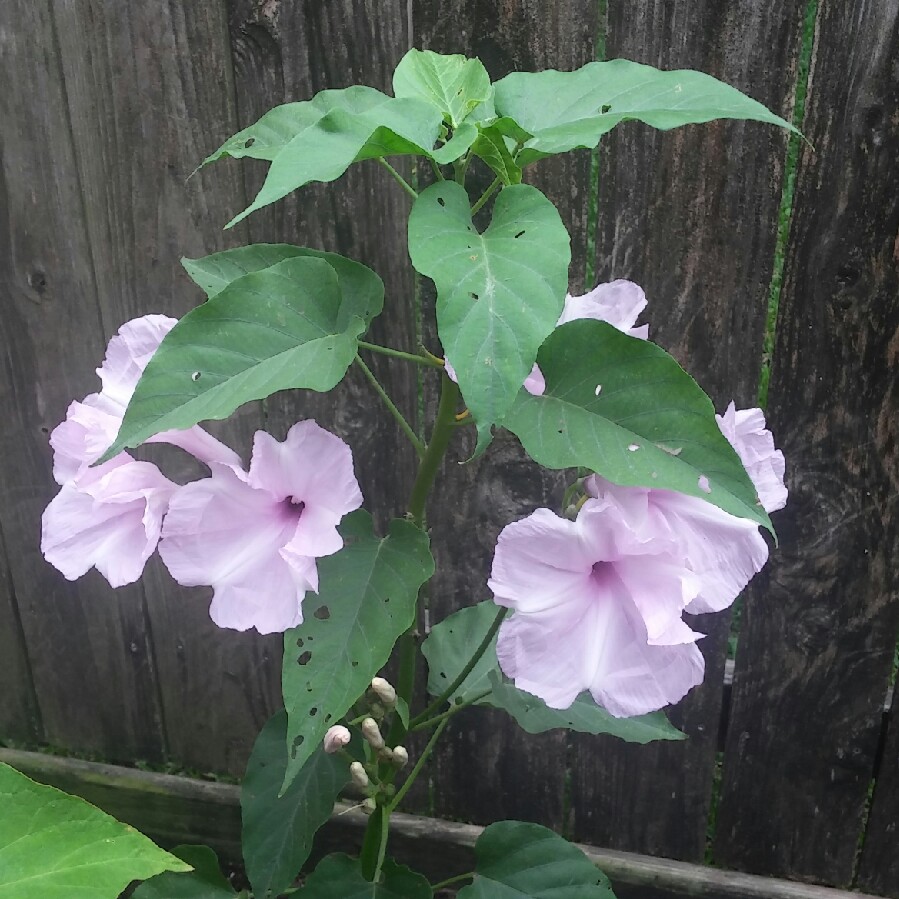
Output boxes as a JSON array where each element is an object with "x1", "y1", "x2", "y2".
[
  {"x1": 558, "y1": 280, "x2": 649, "y2": 338},
  {"x1": 97, "y1": 314, "x2": 177, "y2": 407}
]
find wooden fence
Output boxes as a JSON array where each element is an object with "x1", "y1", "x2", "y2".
[{"x1": 1, "y1": 0, "x2": 897, "y2": 895}]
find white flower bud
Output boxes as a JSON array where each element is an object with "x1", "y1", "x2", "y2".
[
  {"x1": 350, "y1": 761, "x2": 369, "y2": 790},
  {"x1": 322, "y1": 724, "x2": 351, "y2": 754},
  {"x1": 391, "y1": 745, "x2": 409, "y2": 768},
  {"x1": 370, "y1": 676, "x2": 397, "y2": 706},
  {"x1": 361, "y1": 717, "x2": 385, "y2": 751}
]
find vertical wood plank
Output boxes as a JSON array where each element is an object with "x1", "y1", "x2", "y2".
[
  {"x1": 43, "y1": 0, "x2": 286, "y2": 775},
  {"x1": 0, "y1": 0, "x2": 168, "y2": 762},
  {"x1": 413, "y1": 0, "x2": 597, "y2": 829},
  {"x1": 569, "y1": 0, "x2": 805, "y2": 860},
  {"x1": 715, "y1": 0, "x2": 899, "y2": 884},
  {"x1": 857, "y1": 685, "x2": 899, "y2": 897}
]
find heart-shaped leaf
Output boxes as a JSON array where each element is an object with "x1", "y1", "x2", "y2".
[
  {"x1": 503, "y1": 319, "x2": 772, "y2": 532},
  {"x1": 393, "y1": 49, "x2": 492, "y2": 128},
  {"x1": 494, "y1": 58, "x2": 796, "y2": 165},
  {"x1": 300, "y1": 854, "x2": 431, "y2": 898},
  {"x1": 281, "y1": 511, "x2": 433, "y2": 790},
  {"x1": 102, "y1": 256, "x2": 381, "y2": 460},
  {"x1": 0, "y1": 762, "x2": 190, "y2": 899},
  {"x1": 132, "y1": 845, "x2": 237, "y2": 898},
  {"x1": 457, "y1": 821, "x2": 615, "y2": 898},
  {"x1": 242, "y1": 711, "x2": 348, "y2": 898},
  {"x1": 408, "y1": 181, "x2": 570, "y2": 449}
]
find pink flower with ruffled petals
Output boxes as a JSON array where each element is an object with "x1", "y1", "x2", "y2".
[
  {"x1": 488, "y1": 496, "x2": 705, "y2": 717},
  {"x1": 443, "y1": 280, "x2": 648, "y2": 398},
  {"x1": 716, "y1": 402, "x2": 787, "y2": 513},
  {"x1": 158, "y1": 420, "x2": 363, "y2": 635},
  {"x1": 41, "y1": 455, "x2": 177, "y2": 588}
]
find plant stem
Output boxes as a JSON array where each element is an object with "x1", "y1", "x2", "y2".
[
  {"x1": 410, "y1": 606, "x2": 507, "y2": 728},
  {"x1": 388, "y1": 717, "x2": 448, "y2": 811},
  {"x1": 471, "y1": 176, "x2": 501, "y2": 215},
  {"x1": 431, "y1": 872, "x2": 475, "y2": 891},
  {"x1": 355, "y1": 355, "x2": 426, "y2": 459},
  {"x1": 378, "y1": 158, "x2": 418, "y2": 199},
  {"x1": 407, "y1": 373, "x2": 460, "y2": 527},
  {"x1": 358, "y1": 340, "x2": 444, "y2": 368},
  {"x1": 411, "y1": 688, "x2": 491, "y2": 732},
  {"x1": 429, "y1": 157, "x2": 446, "y2": 181},
  {"x1": 372, "y1": 804, "x2": 391, "y2": 883}
]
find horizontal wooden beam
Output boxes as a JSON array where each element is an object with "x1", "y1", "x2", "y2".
[{"x1": 0, "y1": 748, "x2": 881, "y2": 899}]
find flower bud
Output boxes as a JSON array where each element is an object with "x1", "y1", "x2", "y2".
[
  {"x1": 369, "y1": 701, "x2": 386, "y2": 720},
  {"x1": 361, "y1": 717, "x2": 385, "y2": 751},
  {"x1": 362, "y1": 797, "x2": 377, "y2": 815},
  {"x1": 370, "y1": 676, "x2": 397, "y2": 706},
  {"x1": 391, "y1": 745, "x2": 409, "y2": 768},
  {"x1": 322, "y1": 724, "x2": 351, "y2": 754},
  {"x1": 350, "y1": 761, "x2": 369, "y2": 790}
]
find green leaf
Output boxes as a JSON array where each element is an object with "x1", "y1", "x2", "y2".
[
  {"x1": 431, "y1": 121, "x2": 479, "y2": 164},
  {"x1": 133, "y1": 845, "x2": 236, "y2": 898},
  {"x1": 457, "y1": 821, "x2": 616, "y2": 898},
  {"x1": 181, "y1": 244, "x2": 383, "y2": 309},
  {"x1": 300, "y1": 854, "x2": 431, "y2": 898},
  {"x1": 471, "y1": 125, "x2": 522, "y2": 185},
  {"x1": 422, "y1": 601, "x2": 500, "y2": 702},
  {"x1": 393, "y1": 49, "x2": 492, "y2": 128},
  {"x1": 485, "y1": 671, "x2": 684, "y2": 743},
  {"x1": 504, "y1": 320, "x2": 773, "y2": 532},
  {"x1": 102, "y1": 256, "x2": 380, "y2": 460},
  {"x1": 408, "y1": 182, "x2": 570, "y2": 448},
  {"x1": 242, "y1": 710, "x2": 348, "y2": 898},
  {"x1": 206, "y1": 86, "x2": 443, "y2": 227},
  {"x1": 0, "y1": 761, "x2": 190, "y2": 899},
  {"x1": 281, "y1": 511, "x2": 433, "y2": 789},
  {"x1": 494, "y1": 58, "x2": 796, "y2": 165}
]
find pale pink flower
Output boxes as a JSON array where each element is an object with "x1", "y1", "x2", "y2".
[
  {"x1": 443, "y1": 279, "x2": 648, "y2": 397},
  {"x1": 158, "y1": 420, "x2": 363, "y2": 634},
  {"x1": 716, "y1": 402, "x2": 787, "y2": 513},
  {"x1": 41, "y1": 455, "x2": 176, "y2": 588},
  {"x1": 322, "y1": 725, "x2": 352, "y2": 754},
  {"x1": 488, "y1": 497, "x2": 705, "y2": 717}
]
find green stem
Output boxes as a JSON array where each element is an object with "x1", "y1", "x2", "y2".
[
  {"x1": 471, "y1": 176, "x2": 501, "y2": 215},
  {"x1": 431, "y1": 872, "x2": 475, "y2": 892},
  {"x1": 407, "y1": 373, "x2": 460, "y2": 527},
  {"x1": 359, "y1": 340, "x2": 444, "y2": 368},
  {"x1": 388, "y1": 717, "x2": 449, "y2": 812},
  {"x1": 371, "y1": 804, "x2": 391, "y2": 883},
  {"x1": 429, "y1": 157, "x2": 446, "y2": 181},
  {"x1": 355, "y1": 355, "x2": 426, "y2": 459},
  {"x1": 410, "y1": 607, "x2": 507, "y2": 728},
  {"x1": 359, "y1": 803, "x2": 384, "y2": 881},
  {"x1": 411, "y1": 688, "x2": 491, "y2": 732},
  {"x1": 378, "y1": 158, "x2": 418, "y2": 199}
]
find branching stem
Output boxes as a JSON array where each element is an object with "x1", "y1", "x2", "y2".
[
  {"x1": 388, "y1": 717, "x2": 449, "y2": 811},
  {"x1": 377, "y1": 158, "x2": 418, "y2": 199},
  {"x1": 354, "y1": 355, "x2": 425, "y2": 459},
  {"x1": 471, "y1": 176, "x2": 501, "y2": 215},
  {"x1": 358, "y1": 340, "x2": 444, "y2": 368}
]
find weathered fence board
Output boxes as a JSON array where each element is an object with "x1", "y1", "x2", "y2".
[
  {"x1": 569, "y1": 0, "x2": 806, "y2": 861},
  {"x1": 714, "y1": 0, "x2": 899, "y2": 885},
  {"x1": 413, "y1": 0, "x2": 598, "y2": 829}
]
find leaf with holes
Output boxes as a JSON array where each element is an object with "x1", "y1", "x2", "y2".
[
  {"x1": 100, "y1": 256, "x2": 379, "y2": 461},
  {"x1": 422, "y1": 601, "x2": 501, "y2": 703},
  {"x1": 504, "y1": 319, "x2": 773, "y2": 532},
  {"x1": 242, "y1": 710, "x2": 348, "y2": 898},
  {"x1": 393, "y1": 49, "x2": 493, "y2": 128},
  {"x1": 300, "y1": 854, "x2": 431, "y2": 898},
  {"x1": 457, "y1": 821, "x2": 616, "y2": 899},
  {"x1": 132, "y1": 845, "x2": 236, "y2": 898},
  {"x1": 181, "y1": 244, "x2": 383, "y2": 310},
  {"x1": 408, "y1": 182, "x2": 570, "y2": 450},
  {"x1": 281, "y1": 510, "x2": 433, "y2": 790},
  {"x1": 495, "y1": 58, "x2": 796, "y2": 165},
  {"x1": 203, "y1": 85, "x2": 443, "y2": 227},
  {"x1": 485, "y1": 671, "x2": 684, "y2": 743},
  {"x1": 0, "y1": 762, "x2": 190, "y2": 899}
]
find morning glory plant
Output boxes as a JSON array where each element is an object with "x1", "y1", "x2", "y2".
[{"x1": 23, "y1": 49, "x2": 792, "y2": 897}]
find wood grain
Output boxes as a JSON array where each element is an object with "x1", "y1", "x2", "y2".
[
  {"x1": 569, "y1": 0, "x2": 806, "y2": 860},
  {"x1": 412, "y1": 0, "x2": 598, "y2": 829},
  {"x1": 714, "y1": 0, "x2": 899, "y2": 884}
]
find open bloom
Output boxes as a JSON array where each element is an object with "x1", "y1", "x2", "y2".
[
  {"x1": 489, "y1": 497, "x2": 705, "y2": 717},
  {"x1": 42, "y1": 315, "x2": 239, "y2": 588},
  {"x1": 158, "y1": 420, "x2": 363, "y2": 634},
  {"x1": 444, "y1": 279, "x2": 648, "y2": 395}
]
